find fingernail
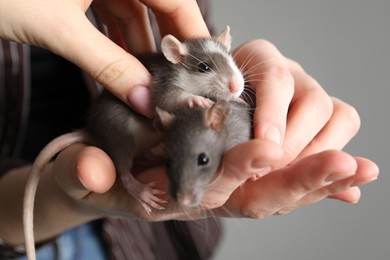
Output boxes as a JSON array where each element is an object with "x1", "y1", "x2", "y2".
[
  {"x1": 351, "y1": 175, "x2": 378, "y2": 186},
  {"x1": 325, "y1": 173, "x2": 347, "y2": 183},
  {"x1": 127, "y1": 86, "x2": 153, "y2": 118},
  {"x1": 264, "y1": 126, "x2": 281, "y2": 144}
]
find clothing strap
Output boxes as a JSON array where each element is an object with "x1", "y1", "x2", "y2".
[{"x1": 0, "y1": 40, "x2": 30, "y2": 160}]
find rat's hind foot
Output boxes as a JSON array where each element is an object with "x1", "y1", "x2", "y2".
[{"x1": 121, "y1": 173, "x2": 167, "y2": 213}]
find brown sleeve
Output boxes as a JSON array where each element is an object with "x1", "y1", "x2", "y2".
[{"x1": 102, "y1": 217, "x2": 223, "y2": 260}]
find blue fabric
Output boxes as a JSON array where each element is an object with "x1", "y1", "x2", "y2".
[{"x1": 17, "y1": 223, "x2": 106, "y2": 260}]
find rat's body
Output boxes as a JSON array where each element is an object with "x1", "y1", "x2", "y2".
[
  {"x1": 23, "y1": 26, "x2": 245, "y2": 260},
  {"x1": 157, "y1": 100, "x2": 251, "y2": 207}
]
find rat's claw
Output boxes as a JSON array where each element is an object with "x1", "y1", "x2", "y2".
[
  {"x1": 139, "y1": 201, "x2": 152, "y2": 215},
  {"x1": 135, "y1": 181, "x2": 167, "y2": 212},
  {"x1": 148, "y1": 200, "x2": 166, "y2": 210}
]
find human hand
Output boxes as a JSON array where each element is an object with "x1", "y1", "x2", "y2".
[
  {"x1": 52, "y1": 141, "x2": 378, "y2": 221},
  {"x1": 232, "y1": 39, "x2": 373, "y2": 202},
  {"x1": 52, "y1": 37, "x2": 379, "y2": 221},
  {"x1": 0, "y1": 138, "x2": 377, "y2": 245},
  {"x1": 0, "y1": 0, "x2": 209, "y2": 117}
]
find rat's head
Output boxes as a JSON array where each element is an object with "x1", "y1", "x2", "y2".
[
  {"x1": 161, "y1": 26, "x2": 244, "y2": 101},
  {"x1": 155, "y1": 100, "x2": 231, "y2": 208}
]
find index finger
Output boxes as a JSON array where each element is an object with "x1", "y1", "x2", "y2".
[
  {"x1": 140, "y1": 0, "x2": 210, "y2": 39},
  {"x1": 92, "y1": 0, "x2": 156, "y2": 54}
]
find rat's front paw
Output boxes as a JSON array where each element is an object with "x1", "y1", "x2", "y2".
[
  {"x1": 182, "y1": 94, "x2": 214, "y2": 108},
  {"x1": 136, "y1": 182, "x2": 167, "y2": 213},
  {"x1": 121, "y1": 174, "x2": 167, "y2": 214}
]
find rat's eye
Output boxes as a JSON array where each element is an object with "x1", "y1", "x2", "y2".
[
  {"x1": 197, "y1": 153, "x2": 209, "y2": 166},
  {"x1": 198, "y1": 62, "x2": 211, "y2": 73}
]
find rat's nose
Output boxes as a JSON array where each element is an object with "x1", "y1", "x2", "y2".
[
  {"x1": 177, "y1": 191, "x2": 200, "y2": 208},
  {"x1": 229, "y1": 73, "x2": 244, "y2": 97},
  {"x1": 178, "y1": 194, "x2": 193, "y2": 207}
]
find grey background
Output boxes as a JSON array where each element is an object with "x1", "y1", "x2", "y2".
[{"x1": 210, "y1": 1, "x2": 390, "y2": 260}]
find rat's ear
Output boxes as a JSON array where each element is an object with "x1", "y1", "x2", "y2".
[
  {"x1": 161, "y1": 35, "x2": 188, "y2": 64},
  {"x1": 216, "y1": 26, "x2": 232, "y2": 52},
  {"x1": 204, "y1": 100, "x2": 231, "y2": 132},
  {"x1": 154, "y1": 107, "x2": 176, "y2": 132}
]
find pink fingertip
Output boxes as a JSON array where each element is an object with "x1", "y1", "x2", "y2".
[{"x1": 127, "y1": 86, "x2": 153, "y2": 118}]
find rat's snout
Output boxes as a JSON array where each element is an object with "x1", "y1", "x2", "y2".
[
  {"x1": 228, "y1": 72, "x2": 245, "y2": 98},
  {"x1": 176, "y1": 189, "x2": 202, "y2": 208}
]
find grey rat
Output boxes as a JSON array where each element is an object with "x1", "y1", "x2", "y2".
[
  {"x1": 145, "y1": 26, "x2": 244, "y2": 111},
  {"x1": 23, "y1": 26, "x2": 245, "y2": 260},
  {"x1": 155, "y1": 99, "x2": 251, "y2": 208}
]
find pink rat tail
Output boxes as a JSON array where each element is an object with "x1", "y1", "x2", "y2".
[{"x1": 23, "y1": 130, "x2": 87, "y2": 260}]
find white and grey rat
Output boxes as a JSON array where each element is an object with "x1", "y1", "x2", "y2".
[
  {"x1": 23, "y1": 26, "x2": 245, "y2": 260},
  {"x1": 155, "y1": 99, "x2": 251, "y2": 208},
  {"x1": 145, "y1": 25, "x2": 244, "y2": 111}
]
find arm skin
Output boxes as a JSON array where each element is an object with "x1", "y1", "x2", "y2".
[{"x1": 0, "y1": 0, "x2": 379, "y2": 246}]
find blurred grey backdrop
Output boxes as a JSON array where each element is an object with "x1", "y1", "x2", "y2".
[{"x1": 211, "y1": 1, "x2": 390, "y2": 260}]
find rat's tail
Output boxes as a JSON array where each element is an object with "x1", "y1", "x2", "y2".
[{"x1": 23, "y1": 130, "x2": 87, "y2": 260}]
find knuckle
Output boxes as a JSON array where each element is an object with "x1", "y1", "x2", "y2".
[
  {"x1": 282, "y1": 140, "x2": 303, "y2": 163},
  {"x1": 320, "y1": 150, "x2": 348, "y2": 166},
  {"x1": 266, "y1": 62, "x2": 295, "y2": 88},
  {"x1": 246, "y1": 38, "x2": 274, "y2": 49},
  {"x1": 95, "y1": 59, "x2": 128, "y2": 87},
  {"x1": 282, "y1": 169, "x2": 313, "y2": 197},
  {"x1": 241, "y1": 207, "x2": 268, "y2": 220},
  {"x1": 333, "y1": 98, "x2": 361, "y2": 136},
  {"x1": 286, "y1": 58, "x2": 304, "y2": 72},
  {"x1": 274, "y1": 208, "x2": 292, "y2": 216},
  {"x1": 306, "y1": 86, "x2": 334, "y2": 122}
]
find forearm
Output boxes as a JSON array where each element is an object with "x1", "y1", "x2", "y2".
[{"x1": 0, "y1": 164, "x2": 99, "y2": 245}]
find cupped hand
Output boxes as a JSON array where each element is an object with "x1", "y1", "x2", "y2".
[
  {"x1": 52, "y1": 138, "x2": 378, "y2": 221},
  {"x1": 232, "y1": 39, "x2": 366, "y2": 202},
  {"x1": 0, "y1": 0, "x2": 209, "y2": 117},
  {"x1": 52, "y1": 35, "x2": 379, "y2": 221}
]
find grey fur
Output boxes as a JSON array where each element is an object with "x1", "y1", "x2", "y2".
[{"x1": 161, "y1": 100, "x2": 251, "y2": 207}]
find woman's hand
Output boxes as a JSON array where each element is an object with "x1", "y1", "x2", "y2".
[
  {"x1": 53, "y1": 142, "x2": 378, "y2": 222},
  {"x1": 52, "y1": 38, "x2": 379, "y2": 221},
  {"x1": 231, "y1": 39, "x2": 368, "y2": 202},
  {"x1": 0, "y1": 0, "x2": 209, "y2": 117},
  {"x1": 0, "y1": 0, "x2": 378, "y2": 243}
]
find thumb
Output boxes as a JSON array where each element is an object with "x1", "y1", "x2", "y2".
[
  {"x1": 201, "y1": 139, "x2": 282, "y2": 208},
  {"x1": 223, "y1": 139, "x2": 283, "y2": 182},
  {"x1": 53, "y1": 144, "x2": 116, "y2": 200}
]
